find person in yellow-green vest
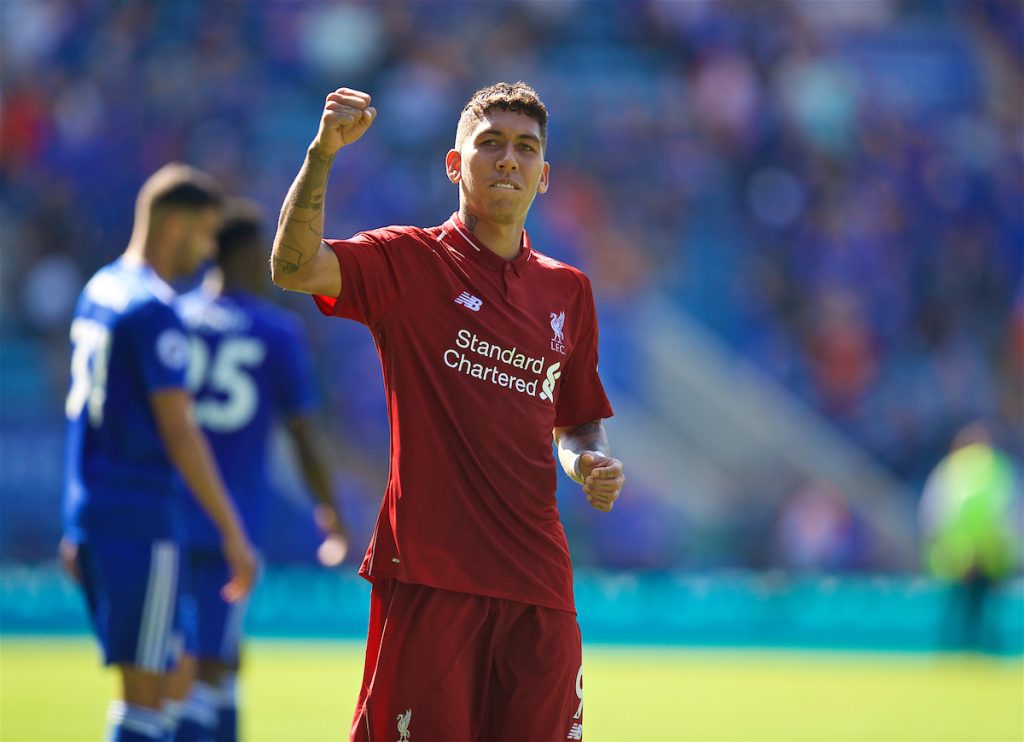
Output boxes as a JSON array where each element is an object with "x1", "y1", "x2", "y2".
[{"x1": 918, "y1": 422, "x2": 1022, "y2": 653}]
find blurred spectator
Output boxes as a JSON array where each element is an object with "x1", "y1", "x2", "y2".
[{"x1": 771, "y1": 480, "x2": 871, "y2": 572}]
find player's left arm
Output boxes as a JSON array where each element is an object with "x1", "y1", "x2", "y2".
[
  {"x1": 553, "y1": 420, "x2": 624, "y2": 513},
  {"x1": 286, "y1": 414, "x2": 350, "y2": 565}
]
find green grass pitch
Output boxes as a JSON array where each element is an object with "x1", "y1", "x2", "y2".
[{"x1": 1, "y1": 637, "x2": 1021, "y2": 741}]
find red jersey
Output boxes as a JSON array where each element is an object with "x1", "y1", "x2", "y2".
[{"x1": 314, "y1": 213, "x2": 613, "y2": 612}]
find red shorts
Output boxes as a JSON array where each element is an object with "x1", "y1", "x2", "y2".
[{"x1": 350, "y1": 579, "x2": 584, "y2": 741}]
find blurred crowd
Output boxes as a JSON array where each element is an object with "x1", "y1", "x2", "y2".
[{"x1": 1, "y1": 0, "x2": 1021, "y2": 570}]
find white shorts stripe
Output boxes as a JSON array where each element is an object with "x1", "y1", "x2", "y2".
[
  {"x1": 135, "y1": 541, "x2": 177, "y2": 671},
  {"x1": 157, "y1": 542, "x2": 179, "y2": 668},
  {"x1": 135, "y1": 543, "x2": 163, "y2": 669},
  {"x1": 145, "y1": 542, "x2": 172, "y2": 670}
]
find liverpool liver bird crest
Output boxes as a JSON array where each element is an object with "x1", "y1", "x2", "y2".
[
  {"x1": 396, "y1": 708, "x2": 412, "y2": 741},
  {"x1": 550, "y1": 311, "x2": 565, "y2": 344}
]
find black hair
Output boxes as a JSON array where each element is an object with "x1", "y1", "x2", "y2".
[
  {"x1": 455, "y1": 81, "x2": 548, "y2": 149},
  {"x1": 215, "y1": 199, "x2": 263, "y2": 266}
]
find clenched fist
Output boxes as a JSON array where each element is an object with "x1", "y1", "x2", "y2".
[
  {"x1": 311, "y1": 87, "x2": 377, "y2": 157},
  {"x1": 579, "y1": 452, "x2": 624, "y2": 513}
]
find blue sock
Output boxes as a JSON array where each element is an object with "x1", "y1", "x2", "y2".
[
  {"x1": 107, "y1": 701, "x2": 166, "y2": 741},
  {"x1": 173, "y1": 682, "x2": 218, "y2": 742},
  {"x1": 215, "y1": 672, "x2": 238, "y2": 742}
]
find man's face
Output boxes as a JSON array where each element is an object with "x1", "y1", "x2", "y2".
[
  {"x1": 447, "y1": 109, "x2": 549, "y2": 225},
  {"x1": 172, "y1": 207, "x2": 222, "y2": 277}
]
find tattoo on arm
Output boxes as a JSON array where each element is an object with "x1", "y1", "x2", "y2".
[
  {"x1": 272, "y1": 149, "x2": 336, "y2": 276},
  {"x1": 294, "y1": 185, "x2": 326, "y2": 210},
  {"x1": 560, "y1": 420, "x2": 609, "y2": 456},
  {"x1": 272, "y1": 242, "x2": 311, "y2": 275}
]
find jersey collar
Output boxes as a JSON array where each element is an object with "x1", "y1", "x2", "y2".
[
  {"x1": 117, "y1": 256, "x2": 177, "y2": 304},
  {"x1": 442, "y1": 212, "x2": 533, "y2": 276}
]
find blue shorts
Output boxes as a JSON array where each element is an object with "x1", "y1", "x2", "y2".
[
  {"x1": 77, "y1": 538, "x2": 193, "y2": 672},
  {"x1": 186, "y1": 549, "x2": 249, "y2": 664}
]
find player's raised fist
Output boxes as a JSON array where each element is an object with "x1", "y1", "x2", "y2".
[{"x1": 311, "y1": 87, "x2": 377, "y2": 157}]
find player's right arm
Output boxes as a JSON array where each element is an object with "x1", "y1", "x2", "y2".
[
  {"x1": 150, "y1": 389, "x2": 257, "y2": 602},
  {"x1": 270, "y1": 87, "x2": 377, "y2": 297}
]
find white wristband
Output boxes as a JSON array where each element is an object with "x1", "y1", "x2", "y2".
[
  {"x1": 573, "y1": 452, "x2": 585, "y2": 484},
  {"x1": 559, "y1": 446, "x2": 587, "y2": 485}
]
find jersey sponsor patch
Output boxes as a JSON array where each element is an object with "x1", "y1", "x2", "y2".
[
  {"x1": 442, "y1": 327, "x2": 560, "y2": 403},
  {"x1": 156, "y1": 329, "x2": 190, "y2": 370},
  {"x1": 538, "y1": 362, "x2": 562, "y2": 402}
]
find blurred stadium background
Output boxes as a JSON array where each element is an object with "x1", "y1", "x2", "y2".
[{"x1": 1, "y1": 1, "x2": 1022, "y2": 740}]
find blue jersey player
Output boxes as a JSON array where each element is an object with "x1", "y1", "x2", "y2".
[
  {"x1": 174, "y1": 200, "x2": 348, "y2": 741},
  {"x1": 60, "y1": 164, "x2": 257, "y2": 742}
]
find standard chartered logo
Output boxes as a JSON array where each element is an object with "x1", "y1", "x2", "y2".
[
  {"x1": 443, "y1": 328, "x2": 561, "y2": 403},
  {"x1": 538, "y1": 362, "x2": 561, "y2": 402}
]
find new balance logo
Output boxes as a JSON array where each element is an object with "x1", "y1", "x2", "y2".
[
  {"x1": 455, "y1": 292, "x2": 483, "y2": 312},
  {"x1": 567, "y1": 722, "x2": 583, "y2": 740}
]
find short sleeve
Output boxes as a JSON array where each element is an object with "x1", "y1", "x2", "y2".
[
  {"x1": 271, "y1": 317, "x2": 320, "y2": 418},
  {"x1": 313, "y1": 227, "x2": 424, "y2": 327},
  {"x1": 553, "y1": 276, "x2": 614, "y2": 427},
  {"x1": 130, "y1": 301, "x2": 190, "y2": 393}
]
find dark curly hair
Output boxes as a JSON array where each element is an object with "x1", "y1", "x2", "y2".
[{"x1": 455, "y1": 81, "x2": 548, "y2": 150}]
